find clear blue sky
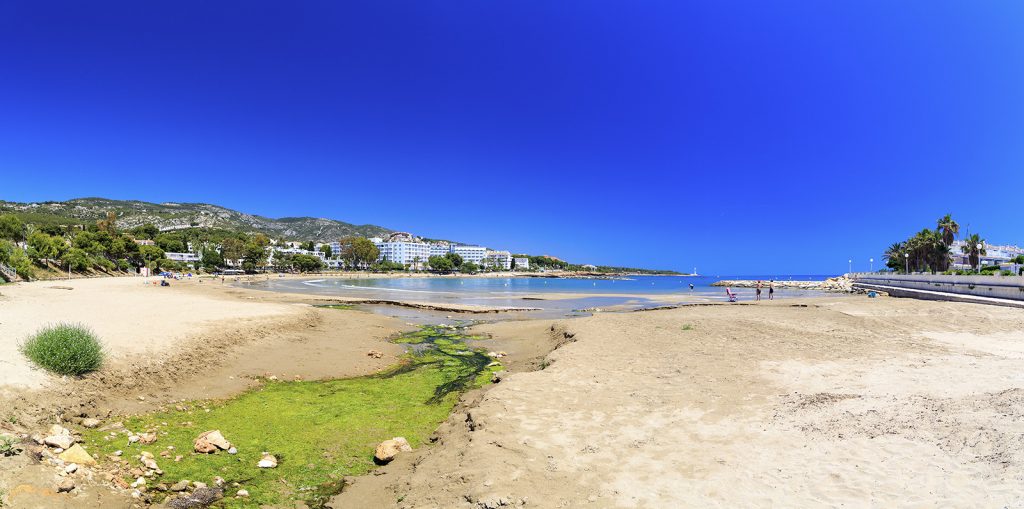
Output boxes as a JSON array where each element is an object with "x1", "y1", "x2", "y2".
[{"x1": 2, "y1": 1, "x2": 1023, "y2": 274}]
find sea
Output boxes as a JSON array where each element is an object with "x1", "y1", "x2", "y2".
[{"x1": 240, "y1": 274, "x2": 839, "y2": 320}]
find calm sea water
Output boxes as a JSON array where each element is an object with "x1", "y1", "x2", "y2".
[{"x1": 241, "y1": 274, "x2": 838, "y2": 319}]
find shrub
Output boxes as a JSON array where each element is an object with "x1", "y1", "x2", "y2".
[
  {"x1": 20, "y1": 323, "x2": 105, "y2": 376},
  {"x1": 0, "y1": 434, "x2": 20, "y2": 457}
]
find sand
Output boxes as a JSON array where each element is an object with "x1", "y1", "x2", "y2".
[
  {"x1": 4, "y1": 276, "x2": 1024, "y2": 508},
  {"x1": 335, "y1": 297, "x2": 1024, "y2": 508}
]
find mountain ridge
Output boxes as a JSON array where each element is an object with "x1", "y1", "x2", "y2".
[{"x1": 0, "y1": 197, "x2": 394, "y2": 242}]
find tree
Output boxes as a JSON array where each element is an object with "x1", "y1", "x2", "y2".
[
  {"x1": 319, "y1": 244, "x2": 333, "y2": 259},
  {"x1": 300, "y1": 241, "x2": 316, "y2": 252},
  {"x1": 130, "y1": 224, "x2": 160, "y2": 240},
  {"x1": 883, "y1": 242, "x2": 906, "y2": 272},
  {"x1": 292, "y1": 254, "x2": 325, "y2": 272},
  {"x1": 937, "y1": 214, "x2": 959, "y2": 247},
  {"x1": 339, "y1": 237, "x2": 379, "y2": 269},
  {"x1": 220, "y1": 237, "x2": 245, "y2": 266},
  {"x1": 201, "y1": 249, "x2": 224, "y2": 271},
  {"x1": 411, "y1": 255, "x2": 422, "y2": 271},
  {"x1": 960, "y1": 233, "x2": 986, "y2": 270},
  {"x1": 461, "y1": 261, "x2": 479, "y2": 274},
  {"x1": 64, "y1": 247, "x2": 91, "y2": 271},
  {"x1": 154, "y1": 233, "x2": 186, "y2": 253},
  {"x1": 243, "y1": 236, "x2": 270, "y2": 273},
  {"x1": 139, "y1": 244, "x2": 165, "y2": 264},
  {"x1": 0, "y1": 239, "x2": 33, "y2": 280},
  {"x1": 27, "y1": 232, "x2": 65, "y2": 265},
  {"x1": 444, "y1": 252, "x2": 463, "y2": 268},
  {"x1": 96, "y1": 211, "x2": 118, "y2": 234},
  {"x1": 0, "y1": 215, "x2": 27, "y2": 242},
  {"x1": 428, "y1": 255, "x2": 453, "y2": 272}
]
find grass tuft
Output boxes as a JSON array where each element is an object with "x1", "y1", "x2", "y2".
[{"x1": 20, "y1": 323, "x2": 105, "y2": 376}]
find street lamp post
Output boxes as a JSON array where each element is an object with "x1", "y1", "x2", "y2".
[
  {"x1": 848, "y1": 259, "x2": 852, "y2": 274},
  {"x1": 904, "y1": 252, "x2": 909, "y2": 274},
  {"x1": 976, "y1": 242, "x2": 983, "y2": 274},
  {"x1": 869, "y1": 258, "x2": 874, "y2": 272}
]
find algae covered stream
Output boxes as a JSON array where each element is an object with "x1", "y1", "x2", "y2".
[{"x1": 81, "y1": 323, "x2": 500, "y2": 508}]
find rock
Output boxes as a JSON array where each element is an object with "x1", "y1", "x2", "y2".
[
  {"x1": 114, "y1": 450, "x2": 123, "y2": 456},
  {"x1": 236, "y1": 489, "x2": 249, "y2": 497},
  {"x1": 227, "y1": 447, "x2": 237, "y2": 455},
  {"x1": 127, "y1": 435, "x2": 140, "y2": 444},
  {"x1": 57, "y1": 478, "x2": 76, "y2": 493},
  {"x1": 491, "y1": 371, "x2": 505, "y2": 383},
  {"x1": 44, "y1": 434, "x2": 75, "y2": 450},
  {"x1": 213, "y1": 476, "x2": 225, "y2": 487},
  {"x1": 131, "y1": 476, "x2": 146, "y2": 488},
  {"x1": 166, "y1": 487, "x2": 224, "y2": 509},
  {"x1": 49, "y1": 424, "x2": 71, "y2": 436},
  {"x1": 141, "y1": 455, "x2": 159, "y2": 471},
  {"x1": 193, "y1": 430, "x2": 231, "y2": 453},
  {"x1": 64, "y1": 463, "x2": 78, "y2": 474},
  {"x1": 373, "y1": 437, "x2": 412, "y2": 464},
  {"x1": 169, "y1": 480, "x2": 190, "y2": 492},
  {"x1": 367, "y1": 350, "x2": 383, "y2": 358},
  {"x1": 257, "y1": 453, "x2": 278, "y2": 468},
  {"x1": 139, "y1": 432, "x2": 158, "y2": 444},
  {"x1": 59, "y1": 444, "x2": 98, "y2": 466},
  {"x1": 81, "y1": 418, "x2": 102, "y2": 428}
]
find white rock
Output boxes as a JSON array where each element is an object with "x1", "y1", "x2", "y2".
[
  {"x1": 228, "y1": 447, "x2": 237, "y2": 455},
  {"x1": 257, "y1": 453, "x2": 278, "y2": 468},
  {"x1": 44, "y1": 434, "x2": 75, "y2": 449},
  {"x1": 65, "y1": 463, "x2": 78, "y2": 474},
  {"x1": 237, "y1": 489, "x2": 250, "y2": 497}
]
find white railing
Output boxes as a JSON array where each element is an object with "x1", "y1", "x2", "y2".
[{"x1": 0, "y1": 262, "x2": 20, "y2": 282}]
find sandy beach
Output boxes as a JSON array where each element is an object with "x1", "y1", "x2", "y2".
[{"x1": 2, "y1": 277, "x2": 1023, "y2": 508}]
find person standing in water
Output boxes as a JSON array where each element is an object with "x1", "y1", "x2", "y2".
[
  {"x1": 769, "y1": 281, "x2": 775, "y2": 300},
  {"x1": 756, "y1": 280, "x2": 762, "y2": 301}
]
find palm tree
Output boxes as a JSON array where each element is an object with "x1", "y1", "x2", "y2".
[
  {"x1": 960, "y1": 233, "x2": 986, "y2": 270},
  {"x1": 884, "y1": 242, "x2": 906, "y2": 272},
  {"x1": 937, "y1": 214, "x2": 959, "y2": 247}
]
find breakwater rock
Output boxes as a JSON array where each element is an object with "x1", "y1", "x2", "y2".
[{"x1": 711, "y1": 276, "x2": 853, "y2": 292}]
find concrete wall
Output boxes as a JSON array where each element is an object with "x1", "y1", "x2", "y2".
[{"x1": 851, "y1": 273, "x2": 1024, "y2": 302}]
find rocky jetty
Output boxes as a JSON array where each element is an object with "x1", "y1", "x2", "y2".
[{"x1": 711, "y1": 276, "x2": 853, "y2": 292}]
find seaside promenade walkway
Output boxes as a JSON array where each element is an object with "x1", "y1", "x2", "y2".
[{"x1": 852, "y1": 281, "x2": 1024, "y2": 309}]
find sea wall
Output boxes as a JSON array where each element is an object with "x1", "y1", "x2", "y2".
[
  {"x1": 851, "y1": 273, "x2": 1024, "y2": 302},
  {"x1": 711, "y1": 276, "x2": 852, "y2": 292}
]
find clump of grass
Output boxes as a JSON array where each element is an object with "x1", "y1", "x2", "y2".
[
  {"x1": 20, "y1": 323, "x2": 104, "y2": 376},
  {"x1": 681, "y1": 324, "x2": 695, "y2": 331}
]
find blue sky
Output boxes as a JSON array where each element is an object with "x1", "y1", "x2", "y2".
[{"x1": 2, "y1": 1, "x2": 1023, "y2": 273}]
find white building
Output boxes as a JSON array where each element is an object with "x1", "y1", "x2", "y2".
[
  {"x1": 483, "y1": 250, "x2": 512, "y2": 271},
  {"x1": 374, "y1": 232, "x2": 431, "y2": 270},
  {"x1": 450, "y1": 245, "x2": 487, "y2": 266},
  {"x1": 429, "y1": 242, "x2": 450, "y2": 258},
  {"x1": 165, "y1": 252, "x2": 200, "y2": 263},
  {"x1": 513, "y1": 257, "x2": 530, "y2": 270}
]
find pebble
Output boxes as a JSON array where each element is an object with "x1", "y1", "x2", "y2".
[
  {"x1": 228, "y1": 447, "x2": 238, "y2": 455},
  {"x1": 57, "y1": 478, "x2": 76, "y2": 493},
  {"x1": 65, "y1": 463, "x2": 78, "y2": 474},
  {"x1": 237, "y1": 489, "x2": 250, "y2": 497}
]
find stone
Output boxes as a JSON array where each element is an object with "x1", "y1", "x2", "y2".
[
  {"x1": 139, "y1": 432, "x2": 158, "y2": 444},
  {"x1": 81, "y1": 418, "x2": 102, "y2": 428},
  {"x1": 114, "y1": 450, "x2": 123, "y2": 456},
  {"x1": 236, "y1": 489, "x2": 249, "y2": 498},
  {"x1": 169, "y1": 480, "x2": 190, "y2": 492},
  {"x1": 491, "y1": 371, "x2": 505, "y2": 383},
  {"x1": 166, "y1": 487, "x2": 223, "y2": 509},
  {"x1": 367, "y1": 350, "x2": 383, "y2": 358},
  {"x1": 58, "y1": 444, "x2": 98, "y2": 466},
  {"x1": 127, "y1": 435, "x2": 140, "y2": 444},
  {"x1": 49, "y1": 424, "x2": 71, "y2": 436},
  {"x1": 131, "y1": 476, "x2": 146, "y2": 488},
  {"x1": 141, "y1": 455, "x2": 159, "y2": 471},
  {"x1": 257, "y1": 453, "x2": 278, "y2": 468},
  {"x1": 57, "y1": 478, "x2": 76, "y2": 493},
  {"x1": 373, "y1": 437, "x2": 413, "y2": 464},
  {"x1": 44, "y1": 434, "x2": 75, "y2": 450},
  {"x1": 64, "y1": 463, "x2": 78, "y2": 474},
  {"x1": 193, "y1": 430, "x2": 231, "y2": 453},
  {"x1": 227, "y1": 447, "x2": 237, "y2": 455}
]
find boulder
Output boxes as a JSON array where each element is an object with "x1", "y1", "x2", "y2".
[
  {"x1": 139, "y1": 432, "x2": 158, "y2": 444},
  {"x1": 44, "y1": 434, "x2": 75, "y2": 450},
  {"x1": 193, "y1": 430, "x2": 231, "y2": 453},
  {"x1": 257, "y1": 453, "x2": 278, "y2": 468},
  {"x1": 374, "y1": 437, "x2": 413, "y2": 464},
  {"x1": 56, "y1": 478, "x2": 76, "y2": 493},
  {"x1": 81, "y1": 418, "x2": 102, "y2": 429},
  {"x1": 49, "y1": 424, "x2": 71, "y2": 436},
  {"x1": 58, "y1": 444, "x2": 98, "y2": 466},
  {"x1": 169, "y1": 480, "x2": 190, "y2": 492}
]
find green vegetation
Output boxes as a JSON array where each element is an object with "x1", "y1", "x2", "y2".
[
  {"x1": 338, "y1": 236, "x2": 380, "y2": 269},
  {"x1": 511, "y1": 254, "x2": 680, "y2": 274},
  {"x1": 20, "y1": 323, "x2": 105, "y2": 376},
  {"x1": 427, "y1": 254, "x2": 453, "y2": 272},
  {"x1": 884, "y1": 214, "x2": 962, "y2": 273},
  {"x1": 81, "y1": 325, "x2": 499, "y2": 508},
  {"x1": 314, "y1": 304, "x2": 354, "y2": 310},
  {"x1": 370, "y1": 260, "x2": 406, "y2": 272},
  {"x1": 681, "y1": 324, "x2": 694, "y2": 331},
  {"x1": 0, "y1": 434, "x2": 20, "y2": 457}
]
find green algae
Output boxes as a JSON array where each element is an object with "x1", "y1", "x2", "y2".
[{"x1": 81, "y1": 324, "x2": 501, "y2": 508}]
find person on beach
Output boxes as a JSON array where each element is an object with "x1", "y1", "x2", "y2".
[
  {"x1": 756, "y1": 280, "x2": 762, "y2": 301},
  {"x1": 689, "y1": 283, "x2": 694, "y2": 291},
  {"x1": 769, "y1": 281, "x2": 775, "y2": 300}
]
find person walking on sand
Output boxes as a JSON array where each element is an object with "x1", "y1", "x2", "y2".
[
  {"x1": 769, "y1": 281, "x2": 775, "y2": 300},
  {"x1": 756, "y1": 280, "x2": 762, "y2": 301}
]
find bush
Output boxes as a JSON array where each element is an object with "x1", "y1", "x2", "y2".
[{"x1": 20, "y1": 323, "x2": 105, "y2": 376}]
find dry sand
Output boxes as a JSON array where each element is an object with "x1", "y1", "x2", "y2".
[{"x1": 335, "y1": 297, "x2": 1024, "y2": 508}]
